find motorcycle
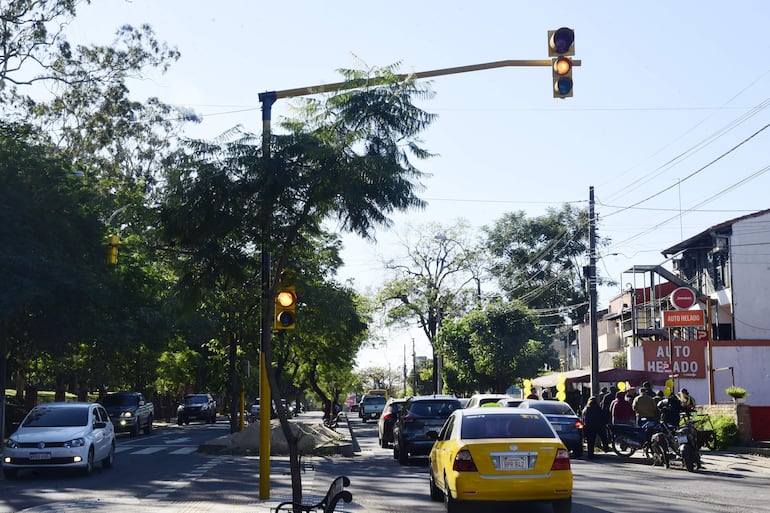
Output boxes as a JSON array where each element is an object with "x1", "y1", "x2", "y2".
[
  {"x1": 652, "y1": 413, "x2": 702, "y2": 472},
  {"x1": 610, "y1": 417, "x2": 665, "y2": 460}
]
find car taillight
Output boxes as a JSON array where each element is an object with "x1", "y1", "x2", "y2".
[
  {"x1": 382, "y1": 412, "x2": 392, "y2": 421},
  {"x1": 453, "y1": 450, "x2": 478, "y2": 472},
  {"x1": 551, "y1": 448, "x2": 571, "y2": 471},
  {"x1": 574, "y1": 420, "x2": 584, "y2": 430}
]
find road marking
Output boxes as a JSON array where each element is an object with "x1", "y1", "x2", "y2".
[
  {"x1": 129, "y1": 447, "x2": 166, "y2": 455},
  {"x1": 169, "y1": 446, "x2": 198, "y2": 454}
]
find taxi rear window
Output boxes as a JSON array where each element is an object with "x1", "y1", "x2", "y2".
[{"x1": 461, "y1": 414, "x2": 554, "y2": 439}]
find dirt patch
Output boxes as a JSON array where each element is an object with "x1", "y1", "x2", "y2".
[{"x1": 199, "y1": 419, "x2": 345, "y2": 456}]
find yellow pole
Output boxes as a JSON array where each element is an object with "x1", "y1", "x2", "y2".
[{"x1": 259, "y1": 351, "x2": 270, "y2": 499}]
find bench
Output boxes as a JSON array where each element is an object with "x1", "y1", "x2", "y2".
[{"x1": 273, "y1": 476, "x2": 352, "y2": 513}]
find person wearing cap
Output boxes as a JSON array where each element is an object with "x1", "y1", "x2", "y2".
[{"x1": 679, "y1": 388, "x2": 696, "y2": 411}]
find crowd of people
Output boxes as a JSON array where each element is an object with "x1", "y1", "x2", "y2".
[{"x1": 579, "y1": 381, "x2": 696, "y2": 459}]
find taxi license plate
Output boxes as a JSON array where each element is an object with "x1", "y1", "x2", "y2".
[
  {"x1": 677, "y1": 434, "x2": 689, "y2": 444},
  {"x1": 500, "y1": 455, "x2": 527, "y2": 470},
  {"x1": 29, "y1": 452, "x2": 52, "y2": 460}
]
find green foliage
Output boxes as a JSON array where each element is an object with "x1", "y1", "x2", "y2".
[
  {"x1": 711, "y1": 415, "x2": 739, "y2": 449},
  {"x1": 612, "y1": 352, "x2": 628, "y2": 368},
  {"x1": 484, "y1": 205, "x2": 593, "y2": 334},
  {"x1": 725, "y1": 386, "x2": 747, "y2": 398},
  {"x1": 440, "y1": 300, "x2": 557, "y2": 394}
]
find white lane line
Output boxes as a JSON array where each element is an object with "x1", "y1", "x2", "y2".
[{"x1": 169, "y1": 446, "x2": 199, "y2": 454}]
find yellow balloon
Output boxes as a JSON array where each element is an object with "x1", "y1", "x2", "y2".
[
  {"x1": 617, "y1": 381, "x2": 626, "y2": 392},
  {"x1": 664, "y1": 386, "x2": 671, "y2": 396},
  {"x1": 556, "y1": 382, "x2": 566, "y2": 392},
  {"x1": 523, "y1": 379, "x2": 531, "y2": 388},
  {"x1": 665, "y1": 379, "x2": 675, "y2": 390},
  {"x1": 558, "y1": 374, "x2": 566, "y2": 383},
  {"x1": 556, "y1": 391, "x2": 567, "y2": 402}
]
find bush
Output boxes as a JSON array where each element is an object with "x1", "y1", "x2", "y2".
[{"x1": 711, "y1": 415, "x2": 739, "y2": 449}]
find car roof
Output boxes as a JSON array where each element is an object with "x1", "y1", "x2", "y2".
[
  {"x1": 408, "y1": 394, "x2": 458, "y2": 402},
  {"x1": 519, "y1": 400, "x2": 577, "y2": 414},
  {"x1": 458, "y1": 406, "x2": 545, "y2": 417},
  {"x1": 32, "y1": 402, "x2": 93, "y2": 409}
]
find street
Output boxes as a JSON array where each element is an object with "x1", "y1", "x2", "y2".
[{"x1": 2, "y1": 412, "x2": 770, "y2": 512}]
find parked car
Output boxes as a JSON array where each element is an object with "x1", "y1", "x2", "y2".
[
  {"x1": 393, "y1": 395, "x2": 461, "y2": 464},
  {"x1": 427, "y1": 407, "x2": 573, "y2": 513},
  {"x1": 377, "y1": 397, "x2": 406, "y2": 448},
  {"x1": 2, "y1": 402, "x2": 116, "y2": 479},
  {"x1": 359, "y1": 394, "x2": 387, "y2": 423},
  {"x1": 518, "y1": 399, "x2": 584, "y2": 457},
  {"x1": 464, "y1": 393, "x2": 511, "y2": 408},
  {"x1": 498, "y1": 398, "x2": 524, "y2": 408},
  {"x1": 177, "y1": 393, "x2": 217, "y2": 425}
]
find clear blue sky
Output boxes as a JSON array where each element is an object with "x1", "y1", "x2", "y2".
[{"x1": 72, "y1": 1, "x2": 770, "y2": 372}]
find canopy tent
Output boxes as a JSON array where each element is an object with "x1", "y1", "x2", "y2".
[{"x1": 530, "y1": 368, "x2": 671, "y2": 389}]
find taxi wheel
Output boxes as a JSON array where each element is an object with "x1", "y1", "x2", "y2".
[
  {"x1": 80, "y1": 448, "x2": 94, "y2": 476},
  {"x1": 102, "y1": 442, "x2": 115, "y2": 468},
  {"x1": 553, "y1": 497, "x2": 572, "y2": 513},
  {"x1": 429, "y1": 471, "x2": 443, "y2": 501},
  {"x1": 444, "y1": 480, "x2": 462, "y2": 513}
]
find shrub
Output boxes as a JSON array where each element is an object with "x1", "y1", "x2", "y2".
[
  {"x1": 725, "y1": 386, "x2": 748, "y2": 399},
  {"x1": 711, "y1": 415, "x2": 739, "y2": 449}
]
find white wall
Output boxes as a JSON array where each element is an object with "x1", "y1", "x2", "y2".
[{"x1": 730, "y1": 214, "x2": 770, "y2": 339}]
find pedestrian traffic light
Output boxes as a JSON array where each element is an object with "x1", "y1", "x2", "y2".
[
  {"x1": 274, "y1": 285, "x2": 297, "y2": 330},
  {"x1": 107, "y1": 234, "x2": 120, "y2": 265},
  {"x1": 548, "y1": 27, "x2": 575, "y2": 98}
]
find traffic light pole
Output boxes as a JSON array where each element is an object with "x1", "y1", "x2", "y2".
[{"x1": 257, "y1": 52, "x2": 581, "y2": 497}]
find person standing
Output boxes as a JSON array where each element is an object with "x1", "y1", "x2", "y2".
[
  {"x1": 610, "y1": 390, "x2": 635, "y2": 426},
  {"x1": 582, "y1": 396, "x2": 610, "y2": 459},
  {"x1": 632, "y1": 385, "x2": 659, "y2": 426}
]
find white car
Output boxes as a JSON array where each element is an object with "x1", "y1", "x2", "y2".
[{"x1": 3, "y1": 402, "x2": 116, "y2": 479}]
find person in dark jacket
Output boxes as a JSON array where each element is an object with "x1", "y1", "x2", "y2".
[{"x1": 582, "y1": 396, "x2": 610, "y2": 458}]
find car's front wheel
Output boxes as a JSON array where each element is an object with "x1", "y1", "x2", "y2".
[{"x1": 80, "y1": 448, "x2": 95, "y2": 476}]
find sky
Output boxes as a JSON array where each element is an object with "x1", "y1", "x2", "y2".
[{"x1": 69, "y1": 1, "x2": 770, "y2": 374}]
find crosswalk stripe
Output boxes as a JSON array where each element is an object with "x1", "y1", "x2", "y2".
[
  {"x1": 129, "y1": 447, "x2": 167, "y2": 455},
  {"x1": 169, "y1": 447, "x2": 198, "y2": 454}
]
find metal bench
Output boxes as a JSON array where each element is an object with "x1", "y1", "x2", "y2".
[{"x1": 273, "y1": 476, "x2": 352, "y2": 513}]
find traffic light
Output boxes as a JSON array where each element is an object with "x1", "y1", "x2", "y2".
[
  {"x1": 549, "y1": 27, "x2": 575, "y2": 98},
  {"x1": 274, "y1": 285, "x2": 297, "y2": 330},
  {"x1": 107, "y1": 234, "x2": 120, "y2": 265}
]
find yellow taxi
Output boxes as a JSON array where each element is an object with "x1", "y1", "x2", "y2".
[{"x1": 428, "y1": 407, "x2": 573, "y2": 513}]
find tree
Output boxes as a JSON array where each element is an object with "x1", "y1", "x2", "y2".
[
  {"x1": 158, "y1": 63, "x2": 437, "y2": 505},
  {"x1": 378, "y1": 222, "x2": 483, "y2": 394},
  {"x1": 485, "y1": 205, "x2": 591, "y2": 334},
  {"x1": 439, "y1": 300, "x2": 559, "y2": 393}
]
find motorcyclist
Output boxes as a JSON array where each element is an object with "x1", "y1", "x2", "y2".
[{"x1": 658, "y1": 393, "x2": 684, "y2": 427}]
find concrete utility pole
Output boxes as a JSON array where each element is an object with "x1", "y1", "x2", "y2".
[{"x1": 589, "y1": 186, "x2": 600, "y2": 396}]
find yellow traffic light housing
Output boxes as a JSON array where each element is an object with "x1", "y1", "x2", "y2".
[
  {"x1": 107, "y1": 234, "x2": 120, "y2": 265},
  {"x1": 274, "y1": 285, "x2": 297, "y2": 330},
  {"x1": 548, "y1": 27, "x2": 575, "y2": 98}
]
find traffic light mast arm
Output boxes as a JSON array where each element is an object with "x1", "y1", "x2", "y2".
[{"x1": 261, "y1": 59, "x2": 582, "y2": 101}]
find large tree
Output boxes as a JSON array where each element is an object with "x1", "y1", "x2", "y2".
[
  {"x1": 439, "y1": 299, "x2": 559, "y2": 394},
  {"x1": 158, "y1": 63, "x2": 437, "y2": 503},
  {"x1": 378, "y1": 221, "x2": 483, "y2": 394},
  {"x1": 485, "y1": 205, "x2": 591, "y2": 334}
]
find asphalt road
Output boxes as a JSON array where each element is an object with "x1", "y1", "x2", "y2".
[{"x1": 2, "y1": 412, "x2": 770, "y2": 512}]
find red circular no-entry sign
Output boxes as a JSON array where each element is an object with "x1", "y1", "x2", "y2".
[{"x1": 670, "y1": 286, "x2": 697, "y2": 309}]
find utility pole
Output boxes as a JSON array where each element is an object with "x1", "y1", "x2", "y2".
[{"x1": 588, "y1": 186, "x2": 600, "y2": 396}]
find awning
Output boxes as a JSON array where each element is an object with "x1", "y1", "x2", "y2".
[{"x1": 531, "y1": 368, "x2": 671, "y2": 388}]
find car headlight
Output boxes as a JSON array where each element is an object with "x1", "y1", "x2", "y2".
[
  {"x1": 5, "y1": 438, "x2": 19, "y2": 449},
  {"x1": 64, "y1": 438, "x2": 87, "y2": 448},
  {"x1": 121, "y1": 411, "x2": 133, "y2": 418}
]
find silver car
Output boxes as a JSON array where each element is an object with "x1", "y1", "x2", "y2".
[{"x1": 2, "y1": 402, "x2": 116, "y2": 479}]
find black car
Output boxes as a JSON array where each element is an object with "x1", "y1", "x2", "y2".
[
  {"x1": 377, "y1": 398, "x2": 406, "y2": 448},
  {"x1": 518, "y1": 399, "x2": 584, "y2": 457},
  {"x1": 177, "y1": 393, "x2": 217, "y2": 425},
  {"x1": 393, "y1": 395, "x2": 461, "y2": 464}
]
